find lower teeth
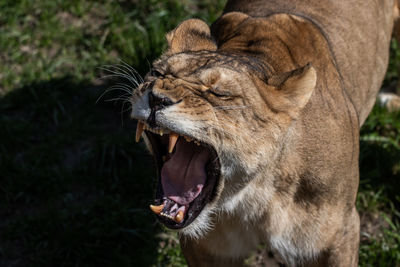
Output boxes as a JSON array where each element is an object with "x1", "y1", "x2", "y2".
[
  {"x1": 160, "y1": 212, "x2": 174, "y2": 220},
  {"x1": 152, "y1": 199, "x2": 185, "y2": 223}
]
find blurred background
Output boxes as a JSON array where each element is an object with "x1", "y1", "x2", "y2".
[{"x1": 0, "y1": 0, "x2": 399, "y2": 266}]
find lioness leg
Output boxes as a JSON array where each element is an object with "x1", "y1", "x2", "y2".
[
  {"x1": 180, "y1": 238, "x2": 245, "y2": 267},
  {"x1": 307, "y1": 208, "x2": 360, "y2": 267}
]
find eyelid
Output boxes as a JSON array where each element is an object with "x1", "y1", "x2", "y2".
[
  {"x1": 208, "y1": 87, "x2": 231, "y2": 97},
  {"x1": 151, "y1": 69, "x2": 163, "y2": 77}
]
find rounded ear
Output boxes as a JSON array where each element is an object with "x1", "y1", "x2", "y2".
[
  {"x1": 266, "y1": 63, "x2": 317, "y2": 115},
  {"x1": 166, "y1": 19, "x2": 217, "y2": 54},
  {"x1": 211, "y1": 12, "x2": 250, "y2": 46}
]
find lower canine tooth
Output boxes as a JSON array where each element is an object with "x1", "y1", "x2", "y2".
[
  {"x1": 149, "y1": 204, "x2": 164, "y2": 215},
  {"x1": 174, "y1": 210, "x2": 184, "y2": 223}
]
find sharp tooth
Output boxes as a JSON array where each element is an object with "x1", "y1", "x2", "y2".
[
  {"x1": 159, "y1": 130, "x2": 163, "y2": 136},
  {"x1": 149, "y1": 204, "x2": 164, "y2": 215},
  {"x1": 136, "y1": 121, "x2": 145, "y2": 142},
  {"x1": 168, "y1": 132, "x2": 179, "y2": 153},
  {"x1": 174, "y1": 210, "x2": 184, "y2": 223},
  {"x1": 185, "y1": 136, "x2": 192, "y2": 142}
]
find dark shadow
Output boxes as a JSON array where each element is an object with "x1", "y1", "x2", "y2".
[
  {"x1": 360, "y1": 141, "x2": 400, "y2": 210},
  {"x1": 0, "y1": 77, "x2": 160, "y2": 267},
  {"x1": 359, "y1": 106, "x2": 400, "y2": 213}
]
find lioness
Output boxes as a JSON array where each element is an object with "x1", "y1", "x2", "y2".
[{"x1": 130, "y1": 0, "x2": 400, "y2": 266}]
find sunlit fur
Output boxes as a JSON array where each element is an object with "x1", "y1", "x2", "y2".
[{"x1": 130, "y1": 0, "x2": 400, "y2": 265}]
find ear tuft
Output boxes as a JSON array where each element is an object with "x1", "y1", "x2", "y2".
[{"x1": 166, "y1": 19, "x2": 217, "y2": 54}]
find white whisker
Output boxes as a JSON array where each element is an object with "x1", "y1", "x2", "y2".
[
  {"x1": 105, "y1": 64, "x2": 139, "y2": 85},
  {"x1": 99, "y1": 66, "x2": 140, "y2": 88},
  {"x1": 119, "y1": 100, "x2": 133, "y2": 127},
  {"x1": 110, "y1": 83, "x2": 135, "y2": 94},
  {"x1": 107, "y1": 86, "x2": 132, "y2": 95},
  {"x1": 118, "y1": 59, "x2": 144, "y2": 83},
  {"x1": 104, "y1": 96, "x2": 131, "y2": 103},
  {"x1": 96, "y1": 87, "x2": 132, "y2": 104}
]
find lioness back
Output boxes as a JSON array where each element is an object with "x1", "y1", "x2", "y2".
[{"x1": 222, "y1": 0, "x2": 395, "y2": 125}]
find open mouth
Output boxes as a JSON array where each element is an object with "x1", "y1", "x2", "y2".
[{"x1": 136, "y1": 121, "x2": 221, "y2": 229}]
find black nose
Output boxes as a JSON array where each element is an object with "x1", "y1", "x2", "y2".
[
  {"x1": 148, "y1": 92, "x2": 174, "y2": 112},
  {"x1": 147, "y1": 92, "x2": 175, "y2": 127}
]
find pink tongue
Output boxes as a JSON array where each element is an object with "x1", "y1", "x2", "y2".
[{"x1": 161, "y1": 138, "x2": 210, "y2": 205}]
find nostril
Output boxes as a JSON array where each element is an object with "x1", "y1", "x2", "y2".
[
  {"x1": 149, "y1": 92, "x2": 174, "y2": 111},
  {"x1": 147, "y1": 92, "x2": 176, "y2": 127}
]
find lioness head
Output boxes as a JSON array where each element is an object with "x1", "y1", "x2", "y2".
[{"x1": 130, "y1": 18, "x2": 316, "y2": 238}]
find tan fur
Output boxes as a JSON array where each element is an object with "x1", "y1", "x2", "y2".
[
  {"x1": 130, "y1": 1, "x2": 400, "y2": 266},
  {"x1": 165, "y1": 19, "x2": 217, "y2": 54}
]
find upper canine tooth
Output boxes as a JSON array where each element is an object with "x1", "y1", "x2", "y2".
[
  {"x1": 169, "y1": 132, "x2": 179, "y2": 153},
  {"x1": 149, "y1": 204, "x2": 164, "y2": 215},
  {"x1": 136, "y1": 121, "x2": 144, "y2": 142},
  {"x1": 159, "y1": 130, "x2": 164, "y2": 136}
]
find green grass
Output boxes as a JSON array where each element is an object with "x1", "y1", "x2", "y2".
[
  {"x1": 0, "y1": 0, "x2": 399, "y2": 266},
  {"x1": 358, "y1": 106, "x2": 400, "y2": 266}
]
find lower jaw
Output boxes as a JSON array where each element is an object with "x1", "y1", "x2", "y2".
[
  {"x1": 153, "y1": 159, "x2": 221, "y2": 229},
  {"x1": 155, "y1": 182, "x2": 219, "y2": 229},
  {"x1": 175, "y1": 206, "x2": 216, "y2": 239}
]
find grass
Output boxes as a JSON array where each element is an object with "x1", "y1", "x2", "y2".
[
  {"x1": 0, "y1": 0, "x2": 399, "y2": 266},
  {"x1": 358, "y1": 106, "x2": 400, "y2": 266}
]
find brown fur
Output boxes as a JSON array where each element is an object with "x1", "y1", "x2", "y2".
[{"x1": 130, "y1": 0, "x2": 400, "y2": 266}]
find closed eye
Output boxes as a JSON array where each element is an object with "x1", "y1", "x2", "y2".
[
  {"x1": 207, "y1": 87, "x2": 234, "y2": 99},
  {"x1": 150, "y1": 69, "x2": 164, "y2": 77}
]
